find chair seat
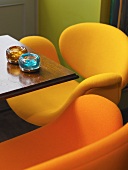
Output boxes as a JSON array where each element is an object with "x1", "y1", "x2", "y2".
[
  {"x1": 7, "y1": 80, "x2": 78, "y2": 126},
  {"x1": 7, "y1": 73, "x2": 122, "y2": 126}
]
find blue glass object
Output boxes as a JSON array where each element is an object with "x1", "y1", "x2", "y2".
[{"x1": 18, "y1": 53, "x2": 40, "y2": 72}]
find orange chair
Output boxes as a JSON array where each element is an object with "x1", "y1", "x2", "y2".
[
  {"x1": 6, "y1": 35, "x2": 122, "y2": 126},
  {"x1": 0, "y1": 95, "x2": 127, "y2": 170},
  {"x1": 59, "y1": 22, "x2": 128, "y2": 103}
]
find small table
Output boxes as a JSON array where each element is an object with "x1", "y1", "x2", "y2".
[{"x1": 0, "y1": 35, "x2": 78, "y2": 100}]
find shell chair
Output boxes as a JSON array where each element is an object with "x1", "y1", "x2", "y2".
[
  {"x1": 0, "y1": 95, "x2": 128, "y2": 170},
  {"x1": 7, "y1": 34, "x2": 123, "y2": 126},
  {"x1": 20, "y1": 36, "x2": 60, "y2": 63},
  {"x1": 59, "y1": 22, "x2": 128, "y2": 102}
]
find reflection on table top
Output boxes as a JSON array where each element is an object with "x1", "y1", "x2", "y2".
[{"x1": 0, "y1": 35, "x2": 79, "y2": 100}]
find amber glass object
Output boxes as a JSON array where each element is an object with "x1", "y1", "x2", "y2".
[{"x1": 6, "y1": 46, "x2": 28, "y2": 64}]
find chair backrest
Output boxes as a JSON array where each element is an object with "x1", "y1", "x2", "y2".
[
  {"x1": 59, "y1": 23, "x2": 128, "y2": 88},
  {"x1": 20, "y1": 36, "x2": 60, "y2": 63}
]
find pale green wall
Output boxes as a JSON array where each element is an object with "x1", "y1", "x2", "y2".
[{"x1": 38, "y1": 0, "x2": 101, "y2": 65}]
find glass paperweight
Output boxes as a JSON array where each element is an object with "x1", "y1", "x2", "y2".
[
  {"x1": 6, "y1": 46, "x2": 28, "y2": 64},
  {"x1": 18, "y1": 53, "x2": 40, "y2": 72}
]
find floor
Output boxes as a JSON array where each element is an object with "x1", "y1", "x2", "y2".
[
  {"x1": 0, "y1": 100, "x2": 39, "y2": 142},
  {"x1": 0, "y1": 89, "x2": 128, "y2": 143}
]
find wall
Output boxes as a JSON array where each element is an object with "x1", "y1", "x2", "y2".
[
  {"x1": 0, "y1": 0, "x2": 38, "y2": 40},
  {"x1": 38, "y1": 0, "x2": 101, "y2": 65}
]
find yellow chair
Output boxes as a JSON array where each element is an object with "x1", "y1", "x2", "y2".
[
  {"x1": 59, "y1": 22, "x2": 128, "y2": 101},
  {"x1": 0, "y1": 95, "x2": 127, "y2": 170},
  {"x1": 7, "y1": 36, "x2": 78, "y2": 125},
  {"x1": 7, "y1": 34, "x2": 123, "y2": 126},
  {"x1": 20, "y1": 36, "x2": 60, "y2": 63}
]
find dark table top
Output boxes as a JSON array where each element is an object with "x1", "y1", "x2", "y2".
[{"x1": 0, "y1": 35, "x2": 78, "y2": 100}]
